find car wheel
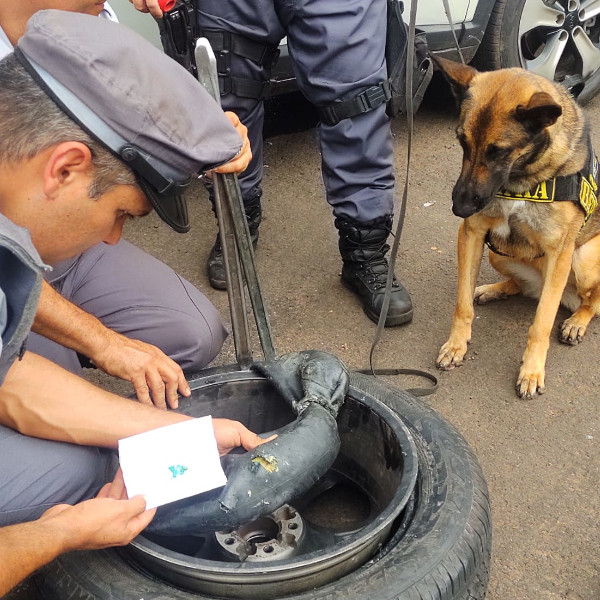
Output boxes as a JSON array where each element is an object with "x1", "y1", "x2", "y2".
[
  {"x1": 474, "y1": 0, "x2": 600, "y2": 103},
  {"x1": 34, "y1": 368, "x2": 491, "y2": 600}
]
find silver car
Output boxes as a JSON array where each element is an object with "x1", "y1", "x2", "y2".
[{"x1": 110, "y1": 0, "x2": 600, "y2": 102}]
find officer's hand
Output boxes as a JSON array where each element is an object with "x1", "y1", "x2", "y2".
[
  {"x1": 128, "y1": 0, "x2": 163, "y2": 18},
  {"x1": 93, "y1": 331, "x2": 190, "y2": 409},
  {"x1": 39, "y1": 470, "x2": 156, "y2": 551},
  {"x1": 212, "y1": 418, "x2": 276, "y2": 456},
  {"x1": 211, "y1": 112, "x2": 252, "y2": 175}
]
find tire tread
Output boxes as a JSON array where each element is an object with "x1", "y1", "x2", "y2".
[{"x1": 471, "y1": 0, "x2": 508, "y2": 70}]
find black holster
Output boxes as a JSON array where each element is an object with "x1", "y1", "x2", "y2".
[{"x1": 157, "y1": 1, "x2": 199, "y2": 77}]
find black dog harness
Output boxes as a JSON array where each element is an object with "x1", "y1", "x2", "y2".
[
  {"x1": 485, "y1": 144, "x2": 600, "y2": 258},
  {"x1": 495, "y1": 144, "x2": 599, "y2": 222}
]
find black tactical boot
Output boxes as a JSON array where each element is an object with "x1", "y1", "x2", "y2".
[
  {"x1": 207, "y1": 195, "x2": 262, "y2": 290},
  {"x1": 336, "y1": 216, "x2": 413, "y2": 326}
]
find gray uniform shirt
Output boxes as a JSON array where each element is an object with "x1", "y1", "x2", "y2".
[{"x1": 0, "y1": 213, "x2": 48, "y2": 384}]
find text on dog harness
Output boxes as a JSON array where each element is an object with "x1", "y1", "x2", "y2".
[{"x1": 496, "y1": 150, "x2": 599, "y2": 224}]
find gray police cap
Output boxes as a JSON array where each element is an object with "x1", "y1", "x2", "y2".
[{"x1": 16, "y1": 10, "x2": 242, "y2": 232}]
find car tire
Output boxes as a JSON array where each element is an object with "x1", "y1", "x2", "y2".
[
  {"x1": 34, "y1": 372, "x2": 491, "y2": 600},
  {"x1": 474, "y1": 0, "x2": 600, "y2": 103}
]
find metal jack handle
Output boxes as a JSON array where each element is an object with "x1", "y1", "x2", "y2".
[{"x1": 195, "y1": 39, "x2": 276, "y2": 366}]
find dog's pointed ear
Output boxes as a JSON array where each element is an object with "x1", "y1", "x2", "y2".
[
  {"x1": 431, "y1": 55, "x2": 478, "y2": 103},
  {"x1": 515, "y1": 92, "x2": 562, "y2": 134}
]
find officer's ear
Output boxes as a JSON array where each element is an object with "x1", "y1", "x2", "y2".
[{"x1": 42, "y1": 142, "x2": 93, "y2": 198}]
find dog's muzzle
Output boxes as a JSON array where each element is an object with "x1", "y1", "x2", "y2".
[
  {"x1": 451, "y1": 188, "x2": 493, "y2": 218},
  {"x1": 452, "y1": 169, "x2": 505, "y2": 218}
]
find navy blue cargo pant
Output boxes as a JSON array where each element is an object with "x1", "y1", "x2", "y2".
[{"x1": 198, "y1": 0, "x2": 395, "y2": 224}]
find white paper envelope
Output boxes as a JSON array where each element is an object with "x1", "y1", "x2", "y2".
[{"x1": 118, "y1": 416, "x2": 227, "y2": 509}]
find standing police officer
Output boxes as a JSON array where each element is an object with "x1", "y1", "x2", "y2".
[{"x1": 132, "y1": 0, "x2": 413, "y2": 327}]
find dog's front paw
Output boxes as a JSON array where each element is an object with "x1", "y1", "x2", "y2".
[
  {"x1": 516, "y1": 369, "x2": 546, "y2": 399},
  {"x1": 436, "y1": 340, "x2": 468, "y2": 370},
  {"x1": 559, "y1": 317, "x2": 587, "y2": 345},
  {"x1": 474, "y1": 279, "x2": 520, "y2": 305},
  {"x1": 474, "y1": 287, "x2": 508, "y2": 305}
]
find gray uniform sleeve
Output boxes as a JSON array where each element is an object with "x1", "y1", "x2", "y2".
[{"x1": 0, "y1": 214, "x2": 48, "y2": 385}]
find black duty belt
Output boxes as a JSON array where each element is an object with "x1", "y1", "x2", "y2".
[
  {"x1": 203, "y1": 29, "x2": 280, "y2": 68},
  {"x1": 203, "y1": 29, "x2": 280, "y2": 100}
]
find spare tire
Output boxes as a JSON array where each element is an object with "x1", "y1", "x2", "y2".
[{"x1": 34, "y1": 369, "x2": 492, "y2": 600}]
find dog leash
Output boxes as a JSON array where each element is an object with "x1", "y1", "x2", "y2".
[
  {"x1": 355, "y1": 366, "x2": 438, "y2": 397},
  {"x1": 366, "y1": 0, "x2": 438, "y2": 397},
  {"x1": 366, "y1": 0, "x2": 470, "y2": 396},
  {"x1": 441, "y1": 0, "x2": 466, "y2": 64}
]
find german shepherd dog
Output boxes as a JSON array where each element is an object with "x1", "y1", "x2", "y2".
[{"x1": 433, "y1": 57, "x2": 600, "y2": 399}]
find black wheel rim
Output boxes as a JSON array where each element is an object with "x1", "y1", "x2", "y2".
[{"x1": 124, "y1": 367, "x2": 419, "y2": 599}]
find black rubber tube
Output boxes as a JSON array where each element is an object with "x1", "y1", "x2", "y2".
[
  {"x1": 146, "y1": 351, "x2": 348, "y2": 536},
  {"x1": 145, "y1": 403, "x2": 340, "y2": 535}
]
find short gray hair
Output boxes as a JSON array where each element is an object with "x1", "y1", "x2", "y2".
[{"x1": 0, "y1": 54, "x2": 138, "y2": 198}]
